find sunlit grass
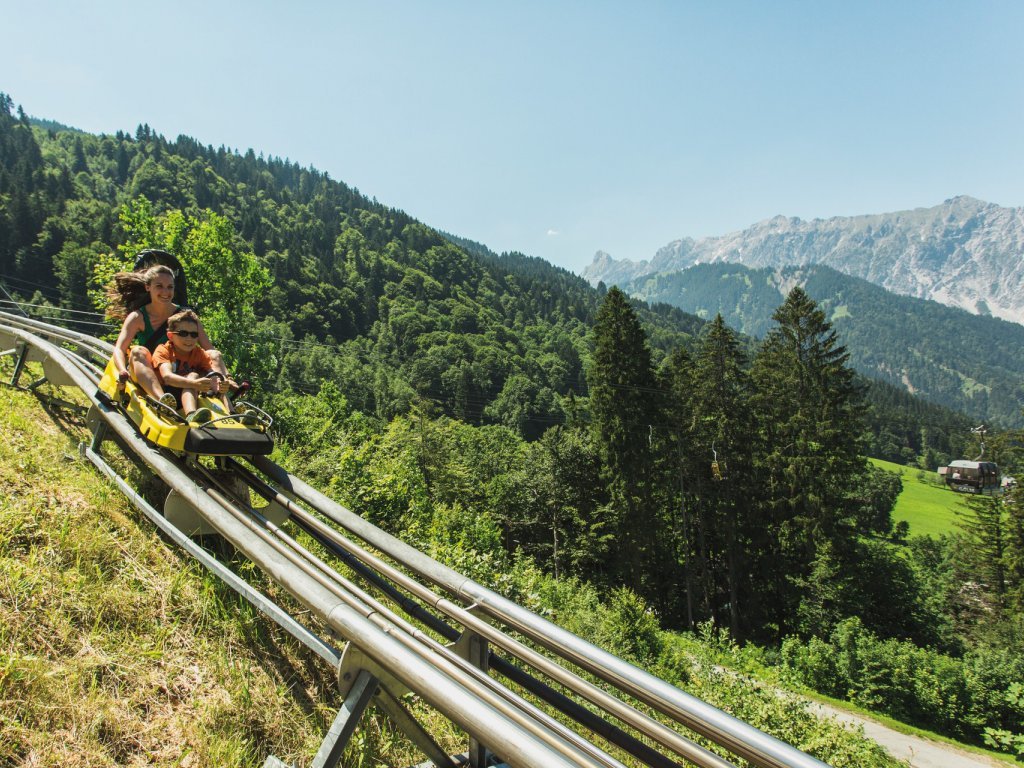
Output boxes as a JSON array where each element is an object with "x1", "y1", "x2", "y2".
[
  {"x1": 869, "y1": 457, "x2": 967, "y2": 537},
  {"x1": 0, "y1": 378, "x2": 434, "y2": 767}
]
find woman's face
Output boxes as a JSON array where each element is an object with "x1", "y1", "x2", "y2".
[{"x1": 147, "y1": 273, "x2": 175, "y2": 305}]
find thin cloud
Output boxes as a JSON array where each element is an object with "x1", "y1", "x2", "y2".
[{"x1": 546, "y1": 229, "x2": 560, "y2": 236}]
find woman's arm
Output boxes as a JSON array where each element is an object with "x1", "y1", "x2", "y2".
[
  {"x1": 195, "y1": 322, "x2": 232, "y2": 381},
  {"x1": 111, "y1": 311, "x2": 143, "y2": 377},
  {"x1": 197, "y1": 321, "x2": 214, "y2": 351}
]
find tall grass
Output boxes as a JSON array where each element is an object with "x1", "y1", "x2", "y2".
[{"x1": 0, "y1": 381, "x2": 438, "y2": 767}]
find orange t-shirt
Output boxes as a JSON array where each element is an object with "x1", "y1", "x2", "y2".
[{"x1": 151, "y1": 341, "x2": 213, "y2": 381}]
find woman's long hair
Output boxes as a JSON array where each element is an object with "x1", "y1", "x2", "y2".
[{"x1": 104, "y1": 264, "x2": 175, "y2": 321}]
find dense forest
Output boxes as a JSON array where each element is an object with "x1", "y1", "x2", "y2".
[
  {"x1": 2, "y1": 93, "x2": 1023, "y2": 757},
  {"x1": 0, "y1": 93, "x2": 706, "y2": 439},
  {"x1": 625, "y1": 262, "x2": 1024, "y2": 427}
]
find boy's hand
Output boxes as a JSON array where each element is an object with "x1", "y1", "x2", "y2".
[{"x1": 201, "y1": 372, "x2": 222, "y2": 394}]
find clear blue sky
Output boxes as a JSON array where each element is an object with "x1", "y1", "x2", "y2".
[{"x1": 3, "y1": 1, "x2": 1022, "y2": 273}]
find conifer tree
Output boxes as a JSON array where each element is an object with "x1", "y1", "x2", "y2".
[
  {"x1": 588, "y1": 287, "x2": 663, "y2": 600},
  {"x1": 1004, "y1": 482, "x2": 1024, "y2": 613},
  {"x1": 690, "y1": 314, "x2": 758, "y2": 638},
  {"x1": 661, "y1": 344, "x2": 698, "y2": 628},
  {"x1": 958, "y1": 494, "x2": 1009, "y2": 609},
  {"x1": 751, "y1": 287, "x2": 867, "y2": 637}
]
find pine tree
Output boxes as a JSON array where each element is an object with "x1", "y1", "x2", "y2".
[
  {"x1": 750, "y1": 287, "x2": 867, "y2": 637},
  {"x1": 661, "y1": 344, "x2": 698, "y2": 628},
  {"x1": 588, "y1": 287, "x2": 663, "y2": 599},
  {"x1": 1005, "y1": 483, "x2": 1024, "y2": 613},
  {"x1": 71, "y1": 136, "x2": 88, "y2": 174},
  {"x1": 689, "y1": 314, "x2": 758, "y2": 638},
  {"x1": 959, "y1": 494, "x2": 1009, "y2": 608}
]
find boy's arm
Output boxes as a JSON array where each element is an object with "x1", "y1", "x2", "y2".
[{"x1": 157, "y1": 362, "x2": 216, "y2": 391}]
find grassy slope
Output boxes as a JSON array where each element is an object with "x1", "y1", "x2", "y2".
[
  {"x1": 870, "y1": 457, "x2": 967, "y2": 538},
  {"x1": 0, "y1": 381, "x2": 441, "y2": 767}
]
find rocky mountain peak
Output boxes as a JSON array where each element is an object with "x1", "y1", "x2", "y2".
[{"x1": 583, "y1": 198, "x2": 1024, "y2": 325}]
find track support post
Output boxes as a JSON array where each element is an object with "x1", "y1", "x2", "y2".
[
  {"x1": 266, "y1": 645, "x2": 463, "y2": 768},
  {"x1": 86, "y1": 406, "x2": 109, "y2": 453},
  {"x1": 455, "y1": 631, "x2": 491, "y2": 768},
  {"x1": 263, "y1": 669, "x2": 376, "y2": 768},
  {"x1": 9, "y1": 341, "x2": 28, "y2": 387}
]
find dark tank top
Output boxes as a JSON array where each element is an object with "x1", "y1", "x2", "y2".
[{"x1": 133, "y1": 304, "x2": 180, "y2": 352}]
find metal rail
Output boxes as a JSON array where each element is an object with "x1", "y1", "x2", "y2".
[{"x1": 0, "y1": 308, "x2": 834, "y2": 768}]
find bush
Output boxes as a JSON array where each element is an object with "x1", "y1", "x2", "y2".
[
  {"x1": 781, "y1": 635, "x2": 842, "y2": 697},
  {"x1": 781, "y1": 617, "x2": 1024, "y2": 754}
]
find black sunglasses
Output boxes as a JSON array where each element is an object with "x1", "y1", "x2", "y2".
[{"x1": 171, "y1": 330, "x2": 200, "y2": 338}]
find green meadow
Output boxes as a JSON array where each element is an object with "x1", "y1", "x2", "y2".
[{"x1": 869, "y1": 457, "x2": 967, "y2": 537}]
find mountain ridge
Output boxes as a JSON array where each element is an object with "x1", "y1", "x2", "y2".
[
  {"x1": 584, "y1": 196, "x2": 1024, "y2": 325},
  {"x1": 622, "y1": 261, "x2": 1024, "y2": 427}
]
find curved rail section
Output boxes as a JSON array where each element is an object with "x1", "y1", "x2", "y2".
[{"x1": 0, "y1": 308, "x2": 832, "y2": 768}]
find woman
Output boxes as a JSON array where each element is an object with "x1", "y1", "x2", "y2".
[{"x1": 106, "y1": 263, "x2": 231, "y2": 406}]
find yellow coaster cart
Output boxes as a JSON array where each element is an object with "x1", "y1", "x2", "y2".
[{"x1": 97, "y1": 358, "x2": 273, "y2": 456}]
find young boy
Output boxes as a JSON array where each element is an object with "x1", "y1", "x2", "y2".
[{"x1": 151, "y1": 309, "x2": 229, "y2": 423}]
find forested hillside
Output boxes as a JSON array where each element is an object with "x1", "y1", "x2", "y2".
[
  {"x1": 625, "y1": 262, "x2": 1024, "y2": 427},
  {"x1": 0, "y1": 376, "x2": 906, "y2": 767},
  {"x1": 0, "y1": 94, "x2": 703, "y2": 439},
  {"x1": 3, "y1": 93, "x2": 1024, "y2": 759}
]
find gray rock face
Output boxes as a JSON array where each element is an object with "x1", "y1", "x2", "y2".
[{"x1": 583, "y1": 196, "x2": 1024, "y2": 324}]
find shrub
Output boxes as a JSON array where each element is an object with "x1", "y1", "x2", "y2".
[{"x1": 781, "y1": 618, "x2": 1024, "y2": 754}]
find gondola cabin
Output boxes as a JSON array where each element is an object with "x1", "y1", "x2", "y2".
[{"x1": 937, "y1": 460, "x2": 1001, "y2": 494}]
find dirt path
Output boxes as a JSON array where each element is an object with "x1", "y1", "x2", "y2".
[{"x1": 810, "y1": 702, "x2": 1007, "y2": 768}]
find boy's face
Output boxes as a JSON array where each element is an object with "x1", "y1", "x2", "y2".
[{"x1": 168, "y1": 322, "x2": 200, "y2": 353}]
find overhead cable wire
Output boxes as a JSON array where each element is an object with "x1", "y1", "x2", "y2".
[
  {"x1": 0, "y1": 299, "x2": 106, "y2": 318},
  {"x1": 0, "y1": 272, "x2": 96, "y2": 310},
  {"x1": 0, "y1": 305, "x2": 116, "y2": 333}
]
